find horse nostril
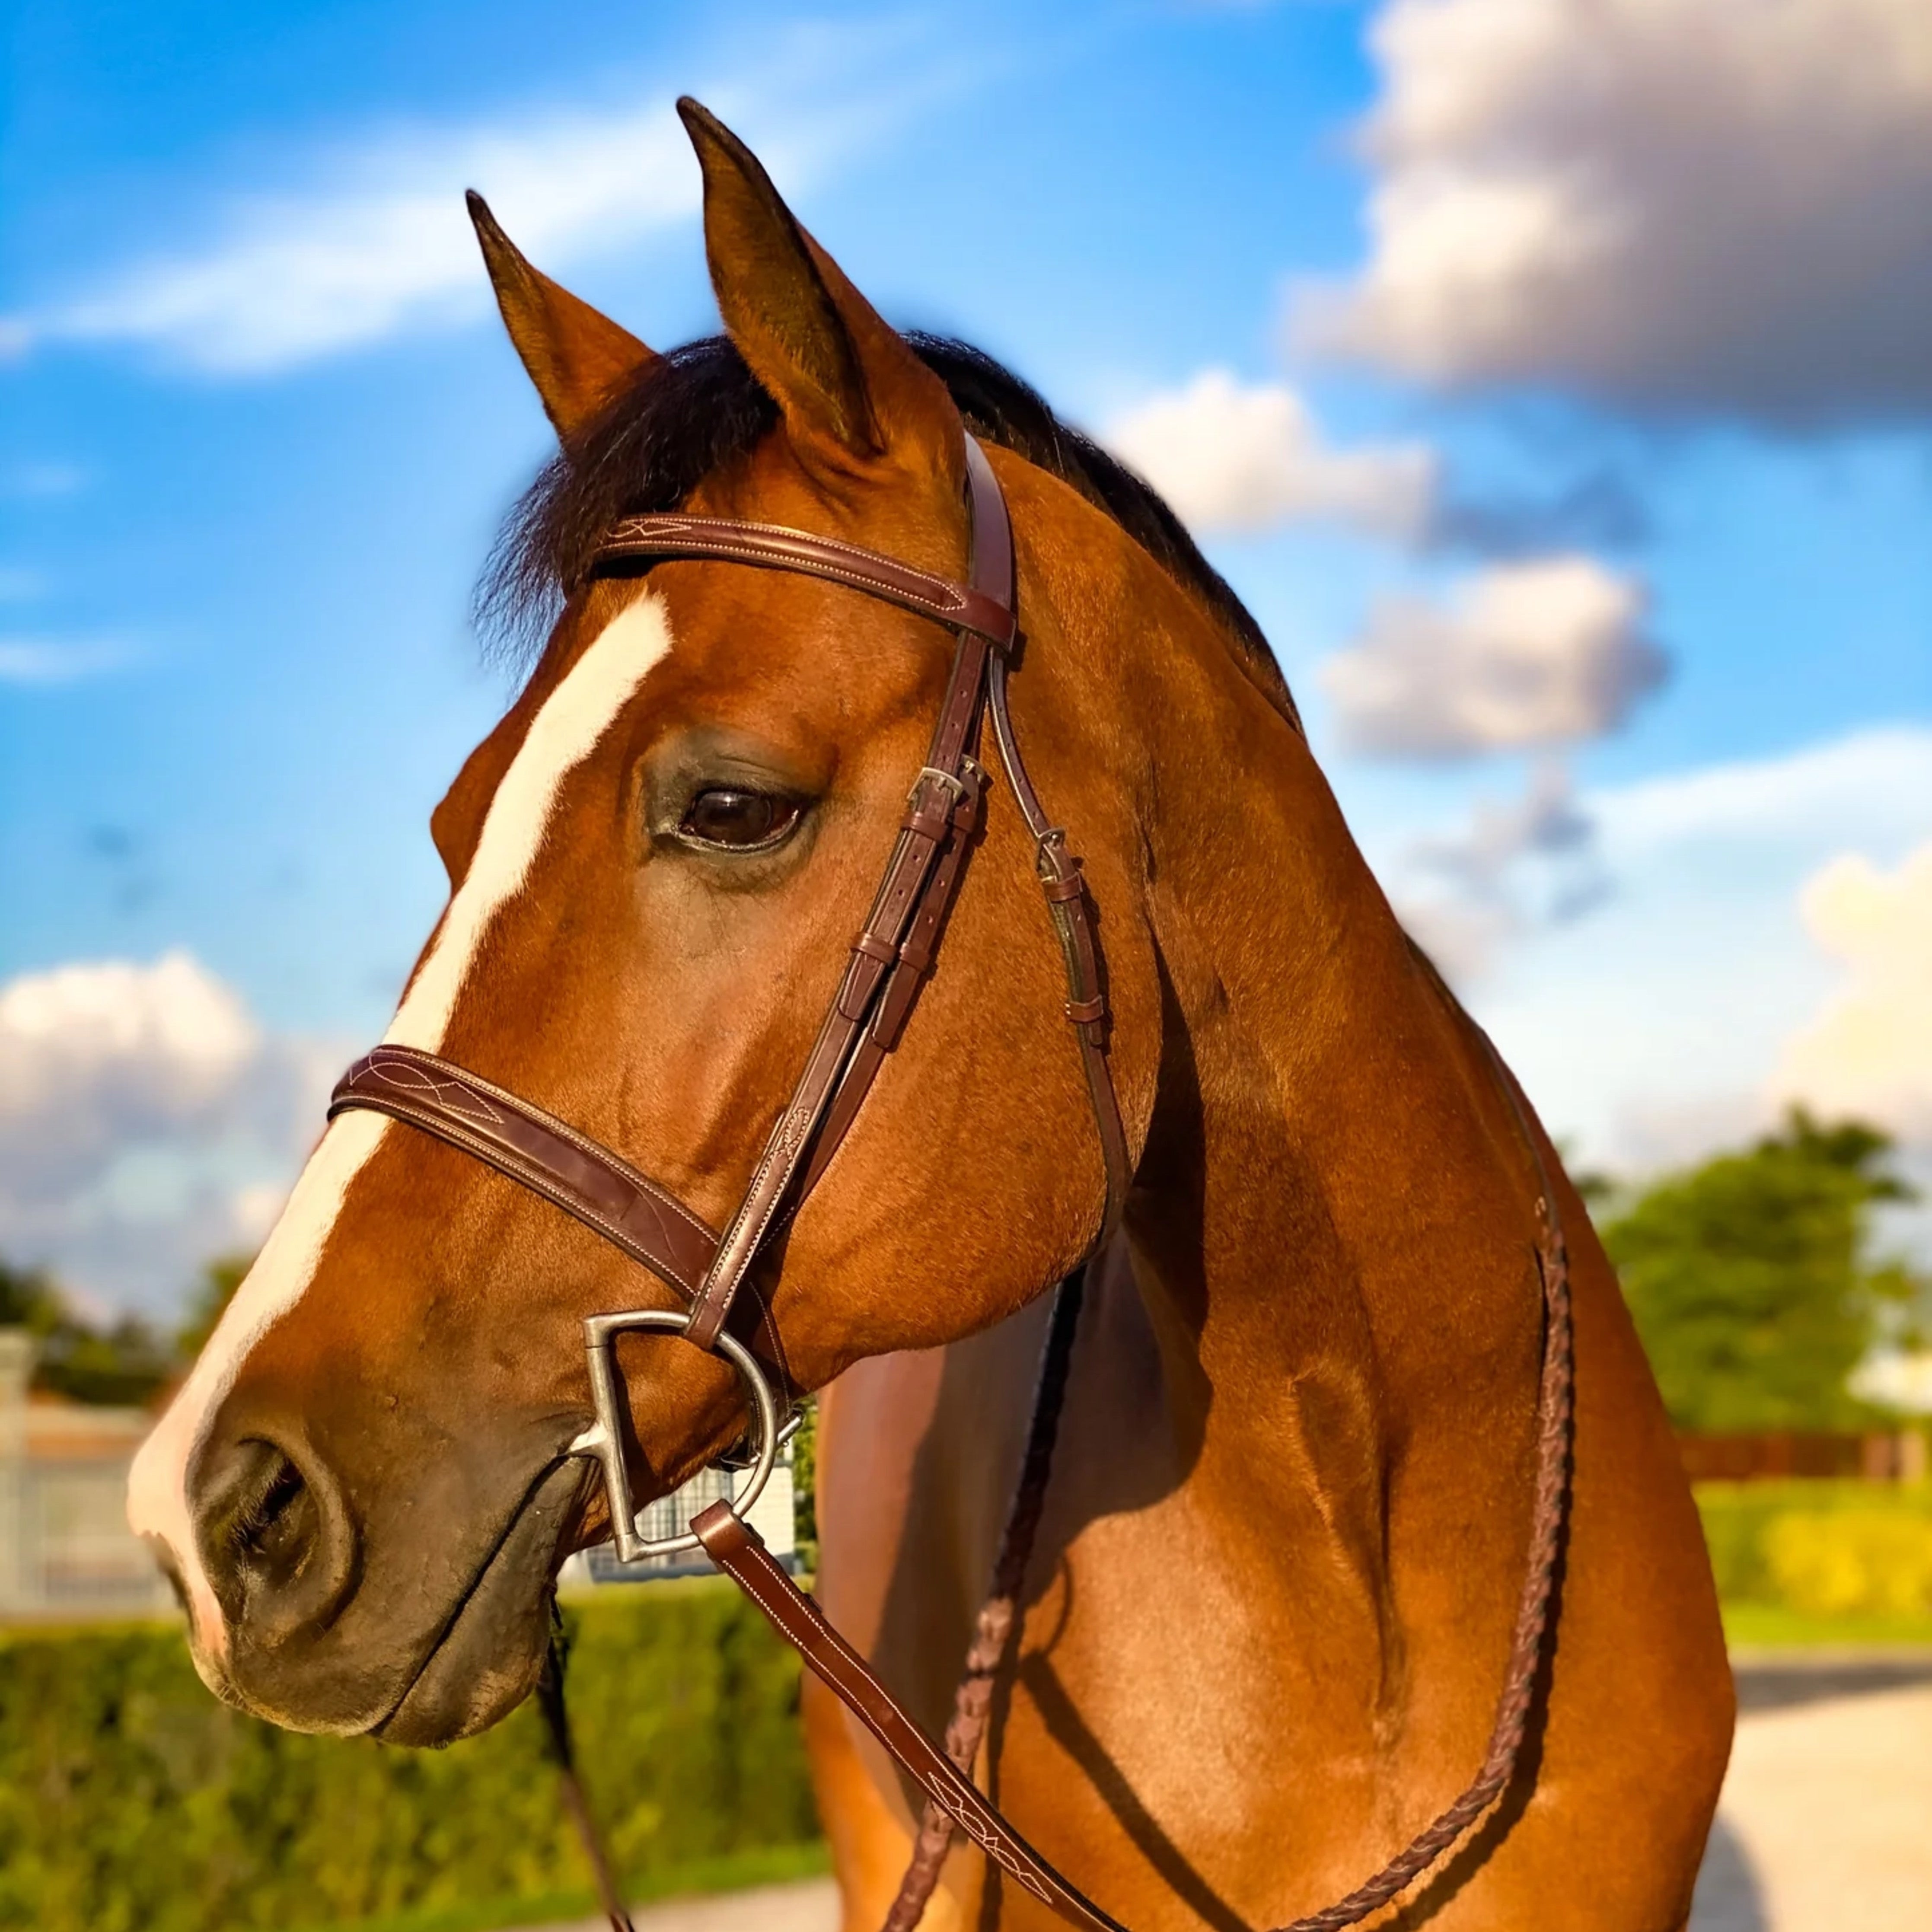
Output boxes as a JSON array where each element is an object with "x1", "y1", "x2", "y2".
[
  {"x1": 195, "y1": 1435, "x2": 358, "y2": 1641},
  {"x1": 233, "y1": 1451, "x2": 316, "y2": 1588}
]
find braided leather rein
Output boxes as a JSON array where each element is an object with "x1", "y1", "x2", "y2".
[{"x1": 327, "y1": 433, "x2": 1575, "y2": 1932}]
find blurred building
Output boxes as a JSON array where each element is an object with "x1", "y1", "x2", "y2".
[
  {"x1": 558, "y1": 1453, "x2": 798, "y2": 1589},
  {"x1": 1854, "y1": 1349, "x2": 1932, "y2": 1417},
  {"x1": 0, "y1": 1329, "x2": 174, "y2": 1621}
]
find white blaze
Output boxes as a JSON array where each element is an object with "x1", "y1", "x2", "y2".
[{"x1": 128, "y1": 594, "x2": 675, "y2": 1658}]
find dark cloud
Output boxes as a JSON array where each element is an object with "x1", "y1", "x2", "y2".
[
  {"x1": 1397, "y1": 764, "x2": 1616, "y2": 981},
  {"x1": 1296, "y1": 0, "x2": 1932, "y2": 429},
  {"x1": 1432, "y1": 470, "x2": 1652, "y2": 558},
  {"x1": 1321, "y1": 557, "x2": 1667, "y2": 759}
]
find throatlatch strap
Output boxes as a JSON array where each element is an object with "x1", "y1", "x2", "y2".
[
  {"x1": 880, "y1": 1268, "x2": 1090, "y2": 1932},
  {"x1": 667, "y1": 435, "x2": 1050, "y2": 1353}
]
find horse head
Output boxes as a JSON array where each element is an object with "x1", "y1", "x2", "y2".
[{"x1": 128, "y1": 102, "x2": 1171, "y2": 1745}]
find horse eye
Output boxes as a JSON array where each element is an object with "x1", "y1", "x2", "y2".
[{"x1": 677, "y1": 786, "x2": 800, "y2": 851}]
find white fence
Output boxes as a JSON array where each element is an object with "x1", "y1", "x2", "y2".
[
  {"x1": 0, "y1": 1327, "x2": 795, "y2": 1620},
  {"x1": 0, "y1": 1332, "x2": 174, "y2": 1621},
  {"x1": 563, "y1": 1457, "x2": 798, "y2": 1588}
]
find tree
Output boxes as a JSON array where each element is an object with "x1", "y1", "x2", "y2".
[
  {"x1": 0, "y1": 1257, "x2": 176, "y2": 1407},
  {"x1": 0, "y1": 1258, "x2": 62, "y2": 1332},
  {"x1": 176, "y1": 1253, "x2": 252, "y2": 1359},
  {"x1": 34, "y1": 1314, "x2": 178, "y2": 1407},
  {"x1": 1601, "y1": 1109, "x2": 1926, "y2": 1432}
]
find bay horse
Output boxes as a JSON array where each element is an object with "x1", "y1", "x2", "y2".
[{"x1": 129, "y1": 101, "x2": 1731, "y2": 1932}]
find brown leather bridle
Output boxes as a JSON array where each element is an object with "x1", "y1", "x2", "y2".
[{"x1": 328, "y1": 434, "x2": 1574, "y2": 1932}]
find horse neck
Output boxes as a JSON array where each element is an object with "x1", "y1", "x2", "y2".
[{"x1": 1057, "y1": 520, "x2": 1547, "y2": 1645}]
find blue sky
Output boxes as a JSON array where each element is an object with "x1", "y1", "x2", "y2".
[{"x1": 5, "y1": 0, "x2": 1929, "y2": 1313}]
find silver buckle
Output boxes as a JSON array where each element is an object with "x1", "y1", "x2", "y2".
[
  {"x1": 906, "y1": 756, "x2": 984, "y2": 812},
  {"x1": 1035, "y1": 826, "x2": 1070, "y2": 875},
  {"x1": 567, "y1": 1307, "x2": 782, "y2": 1564}
]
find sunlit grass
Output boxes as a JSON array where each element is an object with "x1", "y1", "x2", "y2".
[{"x1": 1722, "y1": 1601, "x2": 1932, "y2": 1649}]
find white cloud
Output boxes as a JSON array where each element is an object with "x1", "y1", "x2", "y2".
[
  {"x1": 35, "y1": 108, "x2": 697, "y2": 374},
  {"x1": 1294, "y1": 0, "x2": 1932, "y2": 424},
  {"x1": 1369, "y1": 725, "x2": 1932, "y2": 1180},
  {"x1": 1102, "y1": 369, "x2": 1438, "y2": 539},
  {"x1": 1600, "y1": 724, "x2": 1932, "y2": 858},
  {"x1": 1320, "y1": 555, "x2": 1665, "y2": 757},
  {"x1": 0, "y1": 953, "x2": 334, "y2": 1315},
  {"x1": 0, "y1": 952, "x2": 259, "y2": 1196},
  {"x1": 0, "y1": 636, "x2": 138, "y2": 684},
  {"x1": 1397, "y1": 760, "x2": 1606, "y2": 977},
  {"x1": 7, "y1": 35, "x2": 940, "y2": 374},
  {"x1": 1774, "y1": 843, "x2": 1932, "y2": 1140}
]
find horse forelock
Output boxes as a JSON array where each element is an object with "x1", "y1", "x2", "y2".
[
  {"x1": 477, "y1": 333, "x2": 1299, "y2": 733},
  {"x1": 127, "y1": 590, "x2": 679, "y2": 1660}
]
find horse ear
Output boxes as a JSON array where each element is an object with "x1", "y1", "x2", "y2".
[
  {"x1": 676, "y1": 98, "x2": 959, "y2": 485},
  {"x1": 466, "y1": 191, "x2": 658, "y2": 438}
]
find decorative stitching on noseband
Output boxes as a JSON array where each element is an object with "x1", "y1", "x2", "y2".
[
  {"x1": 339, "y1": 1055, "x2": 511, "y2": 1129},
  {"x1": 339, "y1": 1046, "x2": 719, "y2": 1248}
]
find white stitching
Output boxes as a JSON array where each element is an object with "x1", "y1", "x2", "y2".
[
  {"x1": 353, "y1": 1099, "x2": 706, "y2": 1299},
  {"x1": 595, "y1": 517, "x2": 1008, "y2": 631},
  {"x1": 352, "y1": 1048, "x2": 716, "y2": 1246},
  {"x1": 603, "y1": 515, "x2": 971, "y2": 609}
]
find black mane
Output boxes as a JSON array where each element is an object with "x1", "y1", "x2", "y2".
[{"x1": 479, "y1": 333, "x2": 1297, "y2": 726}]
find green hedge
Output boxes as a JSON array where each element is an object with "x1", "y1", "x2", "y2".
[
  {"x1": 1696, "y1": 1480, "x2": 1932, "y2": 1620},
  {"x1": 0, "y1": 1580, "x2": 821, "y2": 1932},
  {"x1": 13, "y1": 1489, "x2": 1922, "y2": 1929}
]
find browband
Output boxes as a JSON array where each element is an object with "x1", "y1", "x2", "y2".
[{"x1": 594, "y1": 510, "x2": 1018, "y2": 650}]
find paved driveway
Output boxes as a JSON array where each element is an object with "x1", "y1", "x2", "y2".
[
  {"x1": 526, "y1": 1878, "x2": 839, "y2": 1932},
  {"x1": 526, "y1": 1655, "x2": 1932, "y2": 1932},
  {"x1": 1690, "y1": 1654, "x2": 1932, "y2": 1932}
]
